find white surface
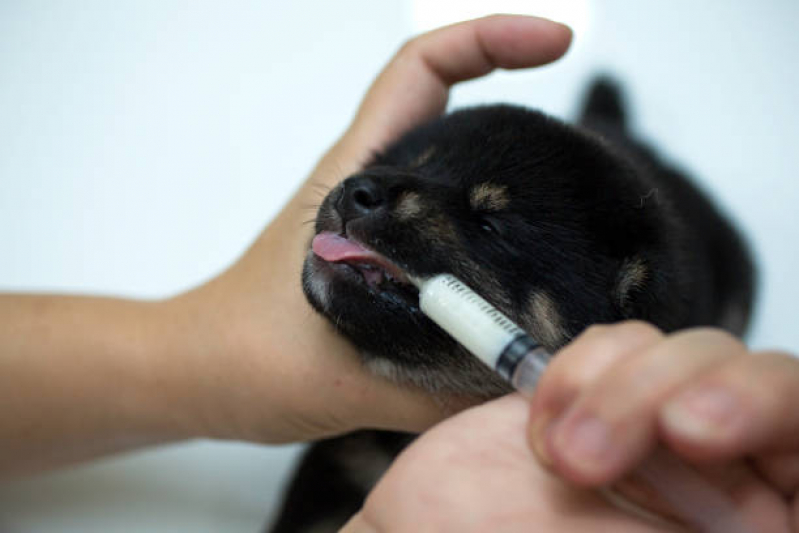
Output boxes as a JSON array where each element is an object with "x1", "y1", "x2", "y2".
[{"x1": 1, "y1": 1, "x2": 797, "y2": 532}]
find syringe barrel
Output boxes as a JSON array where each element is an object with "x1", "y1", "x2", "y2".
[{"x1": 417, "y1": 274, "x2": 524, "y2": 369}]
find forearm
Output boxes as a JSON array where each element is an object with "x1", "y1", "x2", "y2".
[
  {"x1": 0, "y1": 151, "x2": 338, "y2": 477},
  {"x1": 0, "y1": 184, "x2": 415, "y2": 478},
  {"x1": 0, "y1": 211, "x2": 412, "y2": 478},
  {"x1": 0, "y1": 294, "x2": 200, "y2": 477}
]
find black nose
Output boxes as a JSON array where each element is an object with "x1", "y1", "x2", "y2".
[{"x1": 338, "y1": 176, "x2": 387, "y2": 220}]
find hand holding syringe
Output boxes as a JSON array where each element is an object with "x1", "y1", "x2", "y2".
[{"x1": 410, "y1": 274, "x2": 755, "y2": 533}]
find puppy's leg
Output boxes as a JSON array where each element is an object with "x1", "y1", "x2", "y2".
[{"x1": 268, "y1": 430, "x2": 413, "y2": 533}]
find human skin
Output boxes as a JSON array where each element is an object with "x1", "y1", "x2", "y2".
[
  {"x1": 532, "y1": 322, "x2": 799, "y2": 531},
  {"x1": 0, "y1": 15, "x2": 573, "y2": 477},
  {"x1": 342, "y1": 394, "x2": 674, "y2": 533},
  {"x1": 343, "y1": 323, "x2": 799, "y2": 532}
]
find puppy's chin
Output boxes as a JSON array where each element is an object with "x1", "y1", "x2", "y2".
[
  {"x1": 363, "y1": 355, "x2": 512, "y2": 400},
  {"x1": 301, "y1": 252, "x2": 511, "y2": 398},
  {"x1": 302, "y1": 252, "x2": 333, "y2": 313},
  {"x1": 301, "y1": 251, "x2": 419, "y2": 316},
  {"x1": 301, "y1": 251, "x2": 424, "y2": 350}
]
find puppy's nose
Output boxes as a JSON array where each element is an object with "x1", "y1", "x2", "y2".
[{"x1": 338, "y1": 176, "x2": 387, "y2": 219}]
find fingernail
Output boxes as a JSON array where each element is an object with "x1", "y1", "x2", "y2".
[
  {"x1": 529, "y1": 412, "x2": 554, "y2": 466},
  {"x1": 551, "y1": 414, "x2": 615, "y2": 474},
  {"x1": 663, "y1": 387, "x2": 740, "y2": 441}
]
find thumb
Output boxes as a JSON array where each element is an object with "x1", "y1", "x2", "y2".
[
  {"x1": 342, "y1": 15, "x2": 572, "y2": 168},
  {"x1": 340, "y1": 513, "x2": 379, "y2": 533}
]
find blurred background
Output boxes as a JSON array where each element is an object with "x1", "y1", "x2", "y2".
[{"x1": 1, "y1": 1, "x2": 797, "y2": 531}]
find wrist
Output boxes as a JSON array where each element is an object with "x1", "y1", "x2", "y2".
[
  {"x1": 146, "y1": 287, "x2": 252, "y2": 443},
  {"x1": 163, "y1": 268, "x2": 361, "y2": 444},
  {"x1": 131, "y1": 296, "x2": 216, "y2": 441},
  {"x1": 161, "y1": 181, "x2": 450, "y2": 445}
]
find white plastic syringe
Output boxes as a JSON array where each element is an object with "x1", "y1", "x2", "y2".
[{"x1": 411, "y1": 273, "x2": 753, "y2": 533}]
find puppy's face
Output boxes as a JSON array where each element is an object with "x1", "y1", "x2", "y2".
[{"x1": 303, "y1": 105, "x2": 666, "y2": 397}]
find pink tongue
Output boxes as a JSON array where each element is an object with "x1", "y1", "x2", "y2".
[{"x1": 312, "y1": 232, "x2": 373, "y2": 262}]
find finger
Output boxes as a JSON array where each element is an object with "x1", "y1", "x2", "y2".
[
  {"x1": 613, "y1": 459, "x2": 790, "y2": 533},
  {"x1": 722, "y1": 464, "x2": 793, "y2": 533},
  {"x1": 754, "y1": 452, "x2": 799, "y2": 496},
  {"x1": 340, "y1": 513, "x2": 380, "y2": 533},
  {"x1": 661, "y1": 350, "x2": 799, "y2": 461},
  {"x1": 528, "y1": 321, "x2": 664, "y2": 465},
  {"x1": 546, "y1": 328, "x2": 746, "y2": 485},
  {"x1": 342, "y1": 15, "x2": 572, "y2": 167},
  {"x1": 720, "y1": 463, "x2": 794, "y2": 533},
  {"x1": 793, "y1": 495, "x2": 799, "y2": 532}
]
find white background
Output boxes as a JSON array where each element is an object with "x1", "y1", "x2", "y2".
[{"x1": 1, "y1": 1, "x2": 797, "y2": 531}]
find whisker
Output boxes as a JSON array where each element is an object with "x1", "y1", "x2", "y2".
[
  {"x1": 310, "y1": 186, "x2": 331, "y2": 201},
  {"x1": 311, "y1": 182, "x2": 332, "y2": 192},
  {"x1": 325, "y1": 161, "x2": 353, "y2": 186}
]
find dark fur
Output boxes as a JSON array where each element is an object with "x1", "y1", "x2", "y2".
[{"x1": 268, "y1": 79, "x2": 756, "y2": 532}]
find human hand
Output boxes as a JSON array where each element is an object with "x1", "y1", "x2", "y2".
[
  {"x1": 167, "y1": 16, "x2": 573, "y2": 444},
  {"x1": 0, "y1": 14, "x2": 573, "y2": 477},
  {"x1": 528, "y1": 321, "x2": 798, "y2": 532},
  {"x1": 341, "y1": 394, "x2": 673, "y2": 533}
]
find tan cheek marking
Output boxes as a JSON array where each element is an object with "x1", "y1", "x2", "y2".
[
  {"x1": 395, "y1": 191, "x2": 423, "y2": 220},
  {"x1": 470, "y1": 183, "x2": 510, "y2": 211},
  {"x1": 410, "y1": 145, "x2": 436, "y2": 168},
  {"x1": 615, "y1": 257, "x2": 648, "y2": 311},
  {"x1": 522, "y1": 291, "x2": 567, "y2": 350}
]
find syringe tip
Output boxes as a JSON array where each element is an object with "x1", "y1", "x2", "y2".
[{"x1": 407, "y1": 275, "x2": 427, "y2": 289}]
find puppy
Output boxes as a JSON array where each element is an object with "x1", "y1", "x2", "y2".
[{"x1": 268, "y1": 78, "x2": 756, "y2": 533}]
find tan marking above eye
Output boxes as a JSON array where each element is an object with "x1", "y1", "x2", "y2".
[
  {"x1": 410, "y1": 145, "x2": 436, "y2": 168},
  {"x1": 469, "y1": 183, "x2": 510, "y2": 211},
  {"x1": 395, "y1": 191, "x2": 423, "y2": 219}
]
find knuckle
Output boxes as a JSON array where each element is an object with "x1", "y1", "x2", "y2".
[
  {"x1": 576, "y1": 321, "x2": 661, "y2": 353},
  {"x1": 615, "y1": 320, "x2": 664, "y2": 344},
  {"x1": 585, "y1": 333, "x2": 623, "y2": 358},
  {"x1": 679, "y1": 326, "x2": 746, "y2": 353},
  {"x1": 396, "y1": 37, "x2": 421, "y2": 60},
  {"x1": 581, "y1": 323, "x2": 611, "y2": 339},
  {"x1": 566, "y1": 326, "x2": 619, "y2": 360},
  {"x1": 751, "y1": 349, "x2": 796, "y2": 361}
]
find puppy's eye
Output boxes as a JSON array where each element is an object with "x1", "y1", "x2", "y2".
[{"x1": 479, "y1": 215, "x2": 503, "y2": 235}]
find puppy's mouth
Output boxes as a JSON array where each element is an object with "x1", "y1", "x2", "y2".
[{"x1": 311, "y1": 232, "x2": 413, "y2": 290}]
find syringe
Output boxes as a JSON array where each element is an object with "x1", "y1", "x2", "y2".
[{"x1": 410, "y1": 273, "x2": 753, "y2": 533}]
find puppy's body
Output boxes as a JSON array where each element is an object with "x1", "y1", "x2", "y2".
[{"x1": 267, "y1": 80, "x2": 755, "y2": 533}]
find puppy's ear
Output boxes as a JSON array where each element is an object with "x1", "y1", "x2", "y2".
[{"x1": 580, "y1": 75, "x2": 627, "y2": 130}]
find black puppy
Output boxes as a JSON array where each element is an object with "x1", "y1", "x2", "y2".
[{"x1": 268, "y1": 79, "x2": 756, "y2": 532}]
